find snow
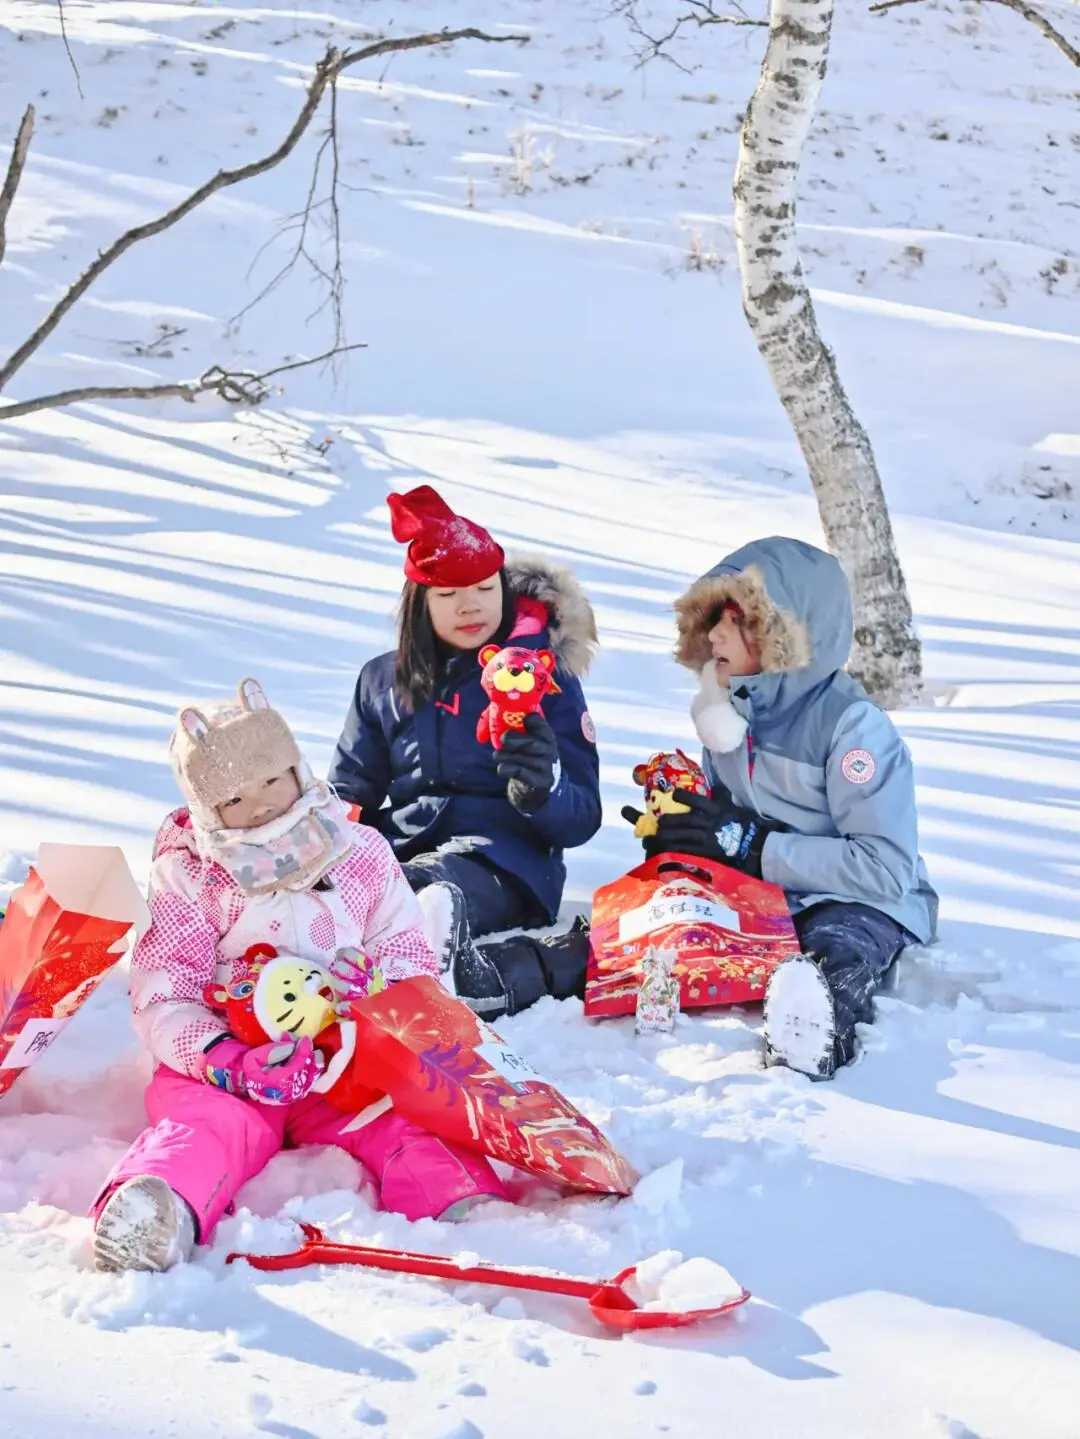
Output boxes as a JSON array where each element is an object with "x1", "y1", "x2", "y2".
[
  {"x1": 1, "y1": 0, "x2": 1079, "y2": 1435},
  {"x1": 625, "y1": 1249, "x2": 745, "y2": 1311}
]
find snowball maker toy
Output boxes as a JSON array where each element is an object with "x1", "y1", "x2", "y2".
[
  {"x1": 630, "y1": 750, "x2": 712, "y2": 839},
  {"x1": 477, "y1": 645, "x2": 561, "y2": 750}
]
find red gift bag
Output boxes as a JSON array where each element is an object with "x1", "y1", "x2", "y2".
[
  {"x1": 346, "y1": 976, "x2": 638, "y2": 1196},
  {"x1": 0, "y1": 844, "x2": 147, "y2": 1098},
  {"x1": 584, "y1": 854, "x2": 802, "y2": 1019}
]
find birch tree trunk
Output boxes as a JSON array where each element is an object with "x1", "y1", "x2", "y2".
[{"x1": 732, "y1": 0, "x2": 922, "y2": 708}]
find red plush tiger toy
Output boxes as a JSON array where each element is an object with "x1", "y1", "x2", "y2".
[{"x1": 477, "y1": 645, "x2": 561, "y2": 750}]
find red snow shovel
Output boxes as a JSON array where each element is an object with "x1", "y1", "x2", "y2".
[{"x1": 227, "y1": 1222, "x2": 749, "y2": 1332}]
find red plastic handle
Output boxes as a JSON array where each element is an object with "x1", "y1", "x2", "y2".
[
  {"x1": 227, "y1": 1223, "x2": 600, "y2": 1300},
  {"x1": 636, "y1": 852, "x2": 731, "y2": 888}
]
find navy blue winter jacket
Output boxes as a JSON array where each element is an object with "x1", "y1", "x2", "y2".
[{"x1": 328, "y1": 558, "x2": 602, "y2": 923}]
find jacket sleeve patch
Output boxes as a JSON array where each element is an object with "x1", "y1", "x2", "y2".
[
  {"x1": 581, "y1": 710, "x2": 597, "y2": 744},
  {"x1": 840, "y1": 748, "x2": 876, "y2": 784}
]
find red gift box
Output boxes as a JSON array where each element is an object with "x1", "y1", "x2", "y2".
[
  {"x1": 0, "y1": 845, "x2": 147, "y2": 1098},
  {"x1": 584, "y1": 854, "x2": 802, "y2": 1018},
  {"x1": 346, "y1": 976, "x2": 638, "y2": 1196}
]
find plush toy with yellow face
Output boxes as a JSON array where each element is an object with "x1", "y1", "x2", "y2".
[
  {"x1": 205, "y1": 944, "x2": 336, "y2": 1046},
  {"x1": 476, "y1": 644, "x2": 561, "y2": 750},
  {"x1": 630, "y1": 750, "x2": 712, "y2": 839},
  {"x1": 204, "y1": 944, "x2": 385, "y2": 1113}
]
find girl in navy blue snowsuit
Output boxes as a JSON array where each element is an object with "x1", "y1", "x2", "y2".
[{"x1": 329, "y1": 485, "x2": 600, "y2": 1018}]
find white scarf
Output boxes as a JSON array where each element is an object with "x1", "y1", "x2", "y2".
[{"x1": 195, "y1": 781, "x2": 354, "y2": 895}]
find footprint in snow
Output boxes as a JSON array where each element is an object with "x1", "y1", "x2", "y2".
[
  {"x1": 432, "y1": 1423, "x2": 483, "y2": 1439},
  {"x1": 457, "y1": 1381, "x2": 486, "y2": 1397},
  {"x1": 510, "y1": 1336, "x2": 549, "y2": 1367},
  {"x1": 400, "y1": 1325, "x2": 452, "y2": 1353},
  {"x1": 922, "y1": 1416, "x2": 983, "y2": 1439},
  {"x1": 353, "y1": 1398, "x2": 387, "y2": 1426},
  {"x1": 248, "y1": 1393, "x2": 273, "y2": 1423}
]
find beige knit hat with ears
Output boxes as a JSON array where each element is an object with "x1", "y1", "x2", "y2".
[{"x1": 170, "y1": 677, "x2": 302, "y2": 827}]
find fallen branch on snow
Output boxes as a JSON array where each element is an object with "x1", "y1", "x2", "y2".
[
  {"x1": 870, "y1": 0, "x2": 1080, "y2": 69},
  {"x1": 0, "y1": 27, "x2": 518, "y2": 416},
  {"x1": 0, "y1": 344, "x2": 366, "y2": 423},
  {"x1": 0, "y1": 105, "x2": 35, "y2": 270}
]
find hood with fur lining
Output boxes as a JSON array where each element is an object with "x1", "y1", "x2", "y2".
[
  {"x1": 674, "y1": 536, "x2": 854, "y2": 747},
  {"x1": 505, "y1": 554, "x2": 598, "y2": 677}
]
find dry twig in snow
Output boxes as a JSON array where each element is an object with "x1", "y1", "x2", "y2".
[
  {"x1": 55, "y1": 0, "x2": 84, "y2": 98},
  {"x1": 231, "y1": 73, "x2": 350, "y2": 344},
  {"x1": 612, "y1": 0, "x2": 766, "y2": 71}
]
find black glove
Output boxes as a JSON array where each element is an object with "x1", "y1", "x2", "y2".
[
  {"x1": 497, "y1": 711, "x2": 560, "y2": 815},
  {"x1": 620, "y1": 788, "x2": 784, "y2": 879}
]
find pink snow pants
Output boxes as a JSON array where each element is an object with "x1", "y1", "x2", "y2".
[{"x1": 93, "y1": 1067, "x2": 507, "y2": 1242}]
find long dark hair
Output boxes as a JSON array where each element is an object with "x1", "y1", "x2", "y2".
[{"x1": 394, "y1": 567, "x2": 517, "y2": 712}]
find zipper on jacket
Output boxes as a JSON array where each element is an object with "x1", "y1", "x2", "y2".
[{"x1": 432, "y1": 657, "x2": 464, "y2": 779}]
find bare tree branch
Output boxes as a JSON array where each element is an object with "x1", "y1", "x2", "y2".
[
  {"x1": 870, "y1": 0, "x2": 1080, "y2": 68},
  {"x1": 0, "y1": 343, "x2": 367, "y2": 422},
  {"x1": 0, "y1": 105, "x2": 35, "y2": 269},
  {"x1": 55, "y1": 0, "x2": 84, "y2": 99},
  {"x1": 612, "y1": 0, "x2": 766, "y2": 71},
  {"x1": 323, "y1": 74, "x2": 346, "y2": 349},
  {"x1": 0, "y1": 28, "x2": 519, "y2": 399},
  {"x1": 232, "y1": 127, "x2": 337, "y2": 333}
]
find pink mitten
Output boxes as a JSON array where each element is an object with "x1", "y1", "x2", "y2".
[
  {"x1": 329, "y1": 946, "x2": 386, "y2": 1010},
  {"x1": 200, "y1": 1036, "x2": 320, "y2": 1106}
]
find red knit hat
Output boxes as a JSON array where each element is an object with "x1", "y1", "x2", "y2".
[{"x1": 387, "y1": 485, "x2": 505, "y2": 587}]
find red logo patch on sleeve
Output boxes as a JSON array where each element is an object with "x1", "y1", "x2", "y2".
[
  {"x1": 581, "y1": 711, "x2": 597, "y2": 744},
  {"x1": 840, "y1": 748, "x2": 875, "y2": 784}
]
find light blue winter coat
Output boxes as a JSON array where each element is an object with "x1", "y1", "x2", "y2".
[{"x1": 674, "y1": 537, "x2": 937, "y2": 943}]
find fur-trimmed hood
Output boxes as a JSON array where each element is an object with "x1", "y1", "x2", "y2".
[
  {"x1": 674, "y1": 537, "x2": 854, "y2": 738},
  {"x1": 505, "y1": 554, "x2": 598, "y2": 677}
]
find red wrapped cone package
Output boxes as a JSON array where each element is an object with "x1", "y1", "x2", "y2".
[
  {"x1": 346, "y1": 976, "x2": 638, "y2": 1196},
  {"x1": 0, "y1": 844, "x2": 147, "y2": 1098},
  {"x1": 585, "y1": 854, "x2": 802, "y2": 1019}
]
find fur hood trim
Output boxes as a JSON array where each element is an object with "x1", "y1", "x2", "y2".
[
  {"x1": 505, "y1": 553, "x2": 598, "y2": 677},
  {"x1": 674, "y1": 564, "x2": 812, "y2": 675}
]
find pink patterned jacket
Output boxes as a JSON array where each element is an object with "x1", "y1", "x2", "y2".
[{"x1": 130, "y1": 809, "x2": 439, "y2": 1076}]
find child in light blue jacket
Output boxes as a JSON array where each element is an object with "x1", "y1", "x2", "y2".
[{"x1": 624, "y1": 536, "x2": 937, "y2": 1079}]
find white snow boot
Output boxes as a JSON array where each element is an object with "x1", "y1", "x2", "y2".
[
  {"x1": 416, "y1": 881, "x2": 507, "y2": 1016},
  {"x1": 416, "y1": 880, "x2": 464, "y2": 981},
  {"x1": 763, "y1": 956, "x2": 838, "y2": 1080},
  {"x1": 93, "y1": 1175, "x2": 196, "y2": 1274}
]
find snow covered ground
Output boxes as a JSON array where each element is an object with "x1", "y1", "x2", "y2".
[{"x1": 1, "y1": 0, "x2": 1079, "y2": 1434}]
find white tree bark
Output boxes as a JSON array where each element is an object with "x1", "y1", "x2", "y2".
[{"x1": 732, "y1": 0, "x2": 922, "y2": 708}]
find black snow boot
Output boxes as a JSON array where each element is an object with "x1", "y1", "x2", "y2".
[{"x1": 474, "y1": 915, "x2": 593, "y2": 1019}]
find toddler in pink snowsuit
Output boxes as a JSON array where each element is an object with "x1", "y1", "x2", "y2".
[{"x1": 92, "y1": 678, "x2": 506, "y2": 1273}]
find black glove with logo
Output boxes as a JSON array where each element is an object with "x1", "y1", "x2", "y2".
[
  {"x1": 498, "y1": 711, "x2": 561, "y2": 815},
  {"x1": 620, "y1": 788, "x2": 785, "y2": 879}
]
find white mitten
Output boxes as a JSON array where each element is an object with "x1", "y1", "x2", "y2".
[{"x1": 691, "y1": 663, "x2": 749, "y2": 753}]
